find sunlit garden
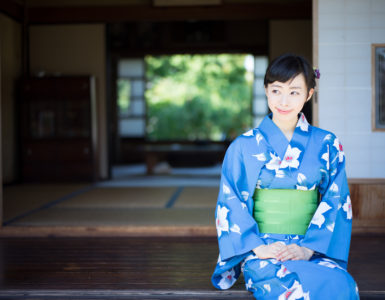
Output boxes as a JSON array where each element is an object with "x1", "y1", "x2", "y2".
[{"x1": 144, "y1": 54, "x2": 254, "y2": 141}]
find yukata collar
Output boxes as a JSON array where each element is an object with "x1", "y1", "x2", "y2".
[{"x1": 258, "y1": 112, "x2": 311, "y2": 161}]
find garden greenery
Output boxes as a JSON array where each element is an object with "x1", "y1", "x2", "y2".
[{"x1": 145, "y1": 54, "x2": 253, "y2": 141}]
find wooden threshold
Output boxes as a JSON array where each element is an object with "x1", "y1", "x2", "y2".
[
  {"x1": 1, "y1": 223, "x2": 385, "y2": 237},
  {"x1": 0, "y1": 225, "x2": 216, "y2": 237},
  {"x1": 0, "y1": 289, "x2": 253, "y2": 299},
  {"x1": 1, "y1": 289, "x2": 382, "y2": 299}
]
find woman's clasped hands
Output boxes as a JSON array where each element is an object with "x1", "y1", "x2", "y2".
[{"x1": 252, "y1": 242, "x2": 314, "y2": 261}]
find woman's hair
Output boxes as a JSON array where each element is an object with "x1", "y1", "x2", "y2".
[{"x1": 264, "y1": 53, "x2": 316, "y2": 93}]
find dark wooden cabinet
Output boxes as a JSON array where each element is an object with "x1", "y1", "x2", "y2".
[{"x1": 20, "y1": 76, "x2": 98, "y2": 181}]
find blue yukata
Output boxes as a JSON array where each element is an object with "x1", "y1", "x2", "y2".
[{"x1": 212, "y1": 113, "x2": 359, "y2": 299}]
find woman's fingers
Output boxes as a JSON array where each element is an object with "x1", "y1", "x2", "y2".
[
  {"x1": 276, "y1": 248, "x2": 295, "y2": 261},
  {"x1": 255, "y1": 243, "x2": 312, "y2": 261},
  {"x1": 276, "y1": 244, "x2": 303, "y2": 261}
]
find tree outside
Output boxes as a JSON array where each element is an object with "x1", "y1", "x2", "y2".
[{"x1": 145, "y1": 54, "x2": 253, "y2": 141}]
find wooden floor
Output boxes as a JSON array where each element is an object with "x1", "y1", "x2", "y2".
[{"x1": 0, "y1": 235, "x2": 384, "y2": 299}]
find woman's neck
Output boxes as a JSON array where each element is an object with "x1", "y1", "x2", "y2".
[{"x1": 272, "y1": 115, "x2": 298, "y2": 142}]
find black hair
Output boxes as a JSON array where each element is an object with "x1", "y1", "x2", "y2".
[{"x1": 264, "y1": 53, "x2": 316, "y2": 94}]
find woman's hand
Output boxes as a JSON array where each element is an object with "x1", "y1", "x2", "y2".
[
  {"x1": 276, "y1": 244, "x2": 314, "y2": 261},
  {"x1": 252, "y1": 242, "x2": 286, "y2": 259}
]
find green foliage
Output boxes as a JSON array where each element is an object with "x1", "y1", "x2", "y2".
[
  {"x1": 145, "y1": 54, "x2": 252, "y2": 141},
  {"x1": 117, "y1": 79, "x2": 130, "y2": 116}
]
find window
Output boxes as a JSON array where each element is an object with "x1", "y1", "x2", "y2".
[
  {"x1": 117, "y1": 59, "x2": 146, "y2": 137},
  {"x1": 251, "y1": 56, "x2": 269, "y2": 128}
]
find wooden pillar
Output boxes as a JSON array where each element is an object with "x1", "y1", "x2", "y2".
[
  {"x1": 0, "y1": 44, "x2": 3, "y2": 228},
  {"x1": 312, "y1": 0, "x2": 319, "y2": 127}
]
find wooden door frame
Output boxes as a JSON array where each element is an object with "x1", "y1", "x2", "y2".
[
  {"x1": 0, "y1": 44, "x2": 3, "y2": 228},
  {"x1": 312, "y1": 0, "x2": 319, "y2": 127}
]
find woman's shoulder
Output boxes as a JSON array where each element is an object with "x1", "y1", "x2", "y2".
[
  {"x1": 225, "y1": 128, "x2": 262, "y2": 152},
  {"x1": 310, "y1": 124, "x2": 339, "y2": 143},
  {"x1": 309, "y1": 125, "x2": 345, "y2": 157}
]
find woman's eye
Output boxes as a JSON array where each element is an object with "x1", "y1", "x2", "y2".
[
  {"x1": 291, "y1": 91, "x2": 299, "y2": 95},
  {"x1": 272, "y1": 89, "x2": 279, "y2": 94}
]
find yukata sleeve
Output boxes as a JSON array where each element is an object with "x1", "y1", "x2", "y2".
[
  {"x1": 300, "y1": 135, "x2": 352, "y2": 263},
  {"x1": 216, "y1": 138, "x2": 265, "y2": 262}
]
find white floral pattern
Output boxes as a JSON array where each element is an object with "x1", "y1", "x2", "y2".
[
  {"x1": 321, "y1": 145, "x2": 330, "y2": 170},
  {"x1": 343, "y1": 195, "x2": 352, "y2": 219},
  {"x1": 296, "y1": 184, "x2": 316, "y2": 191},
  {"x1": 217, "y1": 269, "x2": 236, "y2": 289},
  {"x1": 330, "y1": 183, "x2": 339, "y2": 194},
  {"x1": 256, "y1": 133, "x2": 263, "y2": 145},
  {"x1": 241, "y1": 191, "x2": 249, "y2": 201},
  {"x1": 318, "y1": 258, "x2": 344, "y2": 270},
  {"x1": 281, "y1": 145, "x2": 301, "y2": 169},
  {"x1": 217, "y1": 254, "x2": 226, "y2": 266},
  {"x1": 243, "y1": 129, "x2": 254, "y2": 136},
  {"x1": 310, "y1": 202, "x2": 332, "y2": 228},
  {"x1": 278, "y1": 280, "x2": 309, "y2": 300},
  {"x1": 297, "y1": 113, "x2": 309, "y2": 132},
  {"x1": 216, "y1": 205, "x2": 229, "y2": 237},
  {"x1": 264, "y1": 283, "x2": 272, "y2": 292},
  {"x1": 297, "y1": 173, "x2": 306, "y2": 184},
  {"x1": 327, "y1": 222, "x2": 335, "y2": 232},
  {"x1": 259, "y1": 261, "x2": 268, "y2": 269},
  {"x1": 246, "y1": 278, "x2": 254, "y2": 290},
  {"x1": 277, "y1": 265, "x2": 291, "y2": 278},
  {"x1": 266, "y1": 152, "x2": 281, "y2": 171},
  {"x1": 230, "y1": 224, "x2": 241, "y2": 235},
  {"x1": 223, "y1": 184, "x2": 231, "y2": 195},
  {"x1": 253, "y1": 153, "x2": 267, "y2": 161},
  {"x1": 333, "y1": 138, "x2": 345, "y2": 163}
]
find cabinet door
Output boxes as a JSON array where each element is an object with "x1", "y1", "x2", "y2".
[{"x1": 21, "y1": 76, "x2": 97, "y2": 181}]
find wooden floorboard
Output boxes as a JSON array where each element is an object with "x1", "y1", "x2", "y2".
[{"x1": 0, "y1": 235, "x2": 384, "y2": 299}]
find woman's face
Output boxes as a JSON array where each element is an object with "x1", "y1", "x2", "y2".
[{"x1": 265, "y1": 73, "x2": 314, "y2": 125}]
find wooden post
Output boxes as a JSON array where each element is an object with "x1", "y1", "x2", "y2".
[
  {"x1": 312, "y1": 0, "x2": 319, "y2": 127},
  {"x1": 0, "y1": 43, "x2": 3, "y2": 228}
]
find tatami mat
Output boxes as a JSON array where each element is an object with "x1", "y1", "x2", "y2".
[
  {"x1": 3, "y1": 166, "x2": 221, "y2": 228},
  {"x1": 10, "y1": 208, "x2": 214, "y2": 226},
  {"x1": 3, "y1": 184, "x2": 88, "y2": 221},
  {"x1": 55, "y1": 187, "x2": 175, "y2": 209},
  {"x1": 174, "y1": 187, "x2": 218, "y2": 208}
]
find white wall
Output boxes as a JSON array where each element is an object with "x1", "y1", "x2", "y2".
[{"x1": 317, "y1": 0, "x2": 385, "y2": 178}]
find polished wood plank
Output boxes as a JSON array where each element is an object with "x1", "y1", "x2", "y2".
[{"x1": 0, "y1": 235, "x2": 384, "y2": 299}]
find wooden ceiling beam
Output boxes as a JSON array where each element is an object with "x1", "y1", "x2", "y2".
[
  {"x1": 0, "y1": 0, "x2": 24, "y2": 22},
  {"x1": 27, "y1": 2, "x2": 311, "y2": 24}
]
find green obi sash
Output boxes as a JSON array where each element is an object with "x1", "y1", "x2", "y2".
[{"x1": 253, "y1": 188, "x2": 319, "y2": 235}]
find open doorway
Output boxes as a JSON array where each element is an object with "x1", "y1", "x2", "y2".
[{"x1": 111, "y1": 54, "x2": 268, "y2": 177}]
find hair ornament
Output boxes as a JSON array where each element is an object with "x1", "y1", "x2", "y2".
[{"x1": 313, "y1": 68, "x2": 321, "y2": 79}]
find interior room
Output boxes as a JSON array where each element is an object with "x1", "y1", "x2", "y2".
[
  {"x1": 1, "y1": 0, "x2": 385, "y2": 298},
  {"x1": 1, "y1": 0, "x2": 313, "y2": 231}
]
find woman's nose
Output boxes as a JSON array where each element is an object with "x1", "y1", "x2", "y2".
[{"x1": 279, "y1": 94, "x2": 289, "y2": 106}]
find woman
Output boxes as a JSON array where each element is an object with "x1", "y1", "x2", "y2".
[{"x1": 212, "y1": 53, "x2": 359, "y2": 299}]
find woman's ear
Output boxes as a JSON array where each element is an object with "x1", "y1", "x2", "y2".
[{"x1": 307, "y1": 88, "x2": 315, "y2": 101}]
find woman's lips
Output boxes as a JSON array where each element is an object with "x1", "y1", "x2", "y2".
[{"x1": 276, "y1": 108, "x2": 293, "y2": 114}]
